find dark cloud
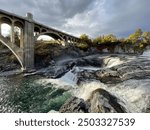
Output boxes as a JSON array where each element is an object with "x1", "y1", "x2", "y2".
[
  {"x1": 102, "y1": 0, "x2": 150, "y2": 37},
  {"x1": 0, "y1": 0, "x2": 150, "y2": 37}
]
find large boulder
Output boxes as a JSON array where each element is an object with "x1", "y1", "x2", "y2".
[
  {"x1": 88, "y1": 88, "x2": 126, "y2": 113},
  {"x1": 59, "y1": 88, "x2": 126, "y2": 113},
  {"x1": 59, "y1": 97, "x2": 89, "y2": 113}
]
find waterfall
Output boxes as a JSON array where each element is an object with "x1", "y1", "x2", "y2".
[
  {"x1": 141, "y1": 50, "x2": 150, "y2": 57},
  {"x1": 35, "y1": 67, "x2": 79, "y2": 89},
  {"x1": 59, "y1": 67, "x2": 78, "y2": 86},
  {"x1": 73, "y1": 81, "x2": 107, "y2": 100},
  {"x1": 103, "y1": 57, "x2": 124, "y2": 68}
]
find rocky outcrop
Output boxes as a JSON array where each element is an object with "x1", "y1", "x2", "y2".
[
  {"x1": 35, "y1": 43, "x2": 99, "y2": 68},
  {"x1": 59, "y1": 88, "x2": 126, "y2": 113},
  {"x1": 37, "y1": 54, "x2": 104, "y2": 78},
  {"x1": 88, "y1": 89, "x2": 126, "y2": 113},
  {"x1": 61, "y1": 53, "x2": 150, "y2": 113},
  {"x1": 40, "y1": 54, "x2": 150, "y2": 113},
  {"x1": 59, "y1": 97, "x2": 89, "y2": 113},
  {"x1": 96, "y1": 58, "x2": 150, "y2": 84},
  {"x1": 78, "y1": 55, "x2": 150, "y2": 84}
]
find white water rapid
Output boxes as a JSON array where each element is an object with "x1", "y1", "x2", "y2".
[{"x1": 36, "y1": 53, "x2": 150, "y2": 113}]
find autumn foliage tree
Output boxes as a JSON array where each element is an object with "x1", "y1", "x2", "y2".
[
  {"x1": 127, "y1": 28, "x2": 143, "y2": 44},
  {"x1": 78, "y1": 28, "x2": 150, "y2": 53},
  {"x1": 93, "y1": 34, "x2": 117, "y2": 45},
  {"x1": 142, "y1": 32, "x2": 150, "y2": 43},
  {"x1": 80, "y1": 34, "x2": 92, "y2": 45}
]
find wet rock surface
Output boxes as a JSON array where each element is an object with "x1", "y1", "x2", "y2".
[
  {"x1": 88, "y1": 88, "x2": 126, "y2": 113},
  {"x1": 59, "y1": 97, "x2": 89, "y2": 113},
  {"x1": 1, "y1": 44, "x2": 150, "y2": 113},
  {"x1": 60, "y1": 54, "x2": 150, "y2": 113},
  {"x1": 59, "y1": 88, "x2": 127, "y2": 113},
  {"x1": 78, "y1": 55, "x2": 150, "y2": 84}
]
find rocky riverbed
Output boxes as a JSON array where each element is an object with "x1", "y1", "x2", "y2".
[
  {"x1": 58, "y1": 51, "x2": 150, "y2": 113},
  {"x1": 32, "y1": 51, "x2": 150, "y2": 113},
  {"x1": 0, "y1": 46, "x2": 150, "y2": 113}
]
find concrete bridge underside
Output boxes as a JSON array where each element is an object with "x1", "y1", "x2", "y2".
[{"x1": 0, "y1": 9, "x2": 80, "y2": 71}]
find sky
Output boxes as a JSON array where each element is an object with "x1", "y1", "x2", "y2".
[{"x1": 0, "y1": 0, "x2": 150, "y2": 38}]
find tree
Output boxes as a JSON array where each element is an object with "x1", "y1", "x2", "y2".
[
  {"x1": 93, "y1": 36, "x2": 102, "y2": 45},
  {"x1": 142, "y1": 32, "x2": 150, "y2": 43},
  {"x1": 103, "y1": 34, "x2": 117, "y2": 43},
  {"x1": 80, "y1": 34, "x2": 92, "y2": 46},
  {"x1": 135, "y1": 28, "x2": 142, "y2": 36},
  {"x1": 93, "y1": 34, "x2": 117, "y2": 44},
  {"x1": 127, "y1": 28, "x2": 143, "y2": 44}
]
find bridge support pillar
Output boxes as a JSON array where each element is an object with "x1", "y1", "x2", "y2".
[
  {"x1": 11, "y1": 22, "x2": 15, "y2": 44},
  {"x1": 64, "y1": 36, "x2": 69, "y2": 46},
  {"x1": 23, "y1": 13, "x2": 34, "y2": 71},
  {"x1": 20, "y1": 28, "x2": 24, "y2": 48},
  {"x1": 0, "y1": 21, "x2": 1, "y2": 35}
]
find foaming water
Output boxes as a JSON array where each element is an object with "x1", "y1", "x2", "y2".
[
  {"x1": 108, "y1": 79, "x2": 150, "y2": 112},
  {"x1": 74, "y1": 81, "x2": 107, "y2": 100},
  {"x1": 1, "y1": 53, "x2": 150, "y2": 113},
  {"x1": 74, "y1": 80, "x2": 150, "y2": 112},
  {"x1": 35, "y1": 67, "x2": 79, "y2": 89},
  {"x1": 103, "y1": 57, "x2": 124, "y2": 68},
  {"x1": 36, "y1": 66, "x2": 101, "y2": 89},
  {"x1": 60, "y1": 67, "x2": 78, "y2": 86},
  {"x1": 78, "y1": 66, "x2": 100, "y2": 71},
  {"x1": 141, "y1": 50, "x2": 150, "y2": 57},
  {"x1": 36, "y1": 57, "x2": 150, "y2": 113}
]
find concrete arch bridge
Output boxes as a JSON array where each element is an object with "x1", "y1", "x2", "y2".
[{"x1": 0, "y1": 9, "x2": 79, "y2": 71}]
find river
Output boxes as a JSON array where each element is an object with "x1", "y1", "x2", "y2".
[
  {"x1": 0, "y1": 51, "x2": 150, "y2": 113},
  {"x1": 0, "y1": 74, "x2": 71, "y2": 113}
]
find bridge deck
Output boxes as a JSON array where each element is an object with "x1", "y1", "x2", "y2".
[{"x1": 0, "y1": 9, "x2": 79, "y2": 40}]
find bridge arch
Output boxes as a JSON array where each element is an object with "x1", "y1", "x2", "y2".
[
  {"x1": 0, "y1": 37, "x2": 24, "y2": 69},
  {"x1": 35, "y1": 31, "x2": 64, "y2": 41},
  {"x1": 14, "y1": 21, "x2": 24, "y2": 48},
  {"x1": 0, "y1": 16, "x2": 12, "y2": 25},
  {"x1": 0, "y1": 10, "x2": 80, "y2": 71},
  {"x1": 41, "y1": 29, "x2": 47, "y2": 33},
  {"x1": 34, "y1": 26, "x2": 40, "y2": 36},
  {"x1": 14, "y1": 20, "x2": 24, "y2": 28},
  {"x1": 0, "y1": 17, "x2": 12, "y2": 41},
  {"x1": 34, "y1": 26, "x2": 40, "y2": 32}
]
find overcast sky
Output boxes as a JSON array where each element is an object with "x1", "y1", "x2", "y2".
[{"x1": 0, "y1": 0, "x2": 150, "y2": 38}]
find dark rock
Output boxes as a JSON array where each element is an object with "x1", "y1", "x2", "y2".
[
  {"x1": 82, "y1": 58, "x2": 103, "y2": 67},
  {"x1": 59, "y1": 97, "x2": 89, "y2": 113},
  {"x1": 88, "y1": 88, "x2": 126, "y2": 113},
  {"x1": 59, "y1": 88, "x2": 127, "y2": 113},
  {"x1": 78, "y1": 56, "x2": 150, "y2": 84},
  {"x1": 95, "y1": 69, "x2": 122, "y2": 84}
]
